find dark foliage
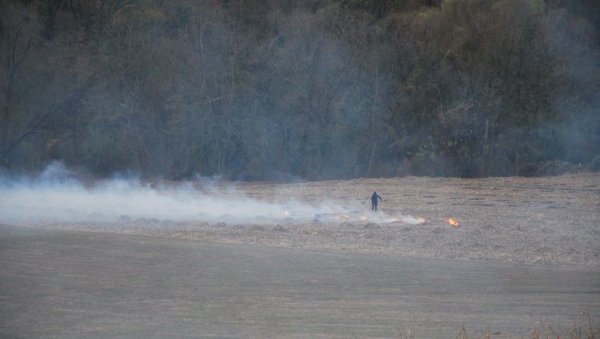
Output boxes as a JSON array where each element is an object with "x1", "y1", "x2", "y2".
[{"x1": 1, "y1": 0, "x2": 598, "y2": 180}]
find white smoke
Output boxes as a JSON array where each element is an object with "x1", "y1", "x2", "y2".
[{"x1": 0, "y1": 162, "x2": 422, "y2": 226}]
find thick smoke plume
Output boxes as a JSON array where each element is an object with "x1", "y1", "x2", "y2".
[{"x1": 0, "y1": 162, "x2": 420, "y2": 226}]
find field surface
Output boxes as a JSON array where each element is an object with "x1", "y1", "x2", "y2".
[
  {"x1": 1, "y1": 173, "x2": 599, "y2": 337},
  {"x1": 35, "y1": 173, "x2": 600, "y2": 266},
  {"x1": 0, "y1": 225, "x2": 598, "y2": 338}
]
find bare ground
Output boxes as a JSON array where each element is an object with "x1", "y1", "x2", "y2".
[{"x1": 0, "y1": 225, "x2": 598, "y2": 338}]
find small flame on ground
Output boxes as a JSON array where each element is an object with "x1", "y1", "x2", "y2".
[
  {"x1": 283, "y1": 210, "x2": 290, "y2": 217},
  {"x1": 312, "y1": 212, "x2": 426, "y2": 224},
  {"x1": 447, "y1": 217, "x2": 460, "y2": 227},
  {"x1": 334, "y1": 214, "x2": 350, "y2": 221}
]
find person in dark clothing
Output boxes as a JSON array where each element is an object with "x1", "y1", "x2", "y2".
[{"x1": 371, "y1": 191, "x2": 382, "y2": 211}]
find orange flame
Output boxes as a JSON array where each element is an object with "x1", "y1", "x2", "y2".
[
  {"x1": 334, "y1": 214, "x2": 350, "y2": 221},
  {"x1": 447, "y1": 217, "x2": 460, "y2": 227}
]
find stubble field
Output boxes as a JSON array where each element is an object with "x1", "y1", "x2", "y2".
[
  {"x1": 41, "y1": 172, "x2": 600, "y2": 267},
  {"x1": 2, "y1": 173, "x2": 599, "y2": 338}
]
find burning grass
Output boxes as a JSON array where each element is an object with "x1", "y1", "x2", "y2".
[{"x1": 4, "y1": 171, "x2": 599, "y2": 266}]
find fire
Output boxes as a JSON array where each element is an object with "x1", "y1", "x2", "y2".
[
  {"x1": 313, "y1": 212, "x2": 426, "y2": 224},
  {"x1": 447, "y1": 217, "x2": 460, "y2": 227},
  {"x1": 283, "y1": 210, "x2": 290, "y2": 217},
  {"x1": 334, "y1": 214, "x2": 350, "y2": 221}
]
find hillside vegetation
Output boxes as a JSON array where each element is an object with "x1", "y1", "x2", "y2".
[{"x1": 1, "y1": 0, "x2": 598, "y2": 180}]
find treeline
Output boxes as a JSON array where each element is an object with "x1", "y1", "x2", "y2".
[{"x1": 1, "y1": 0, "x2": 598, "y2": 180}]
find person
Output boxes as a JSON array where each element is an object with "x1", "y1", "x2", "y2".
[{"x1": 371, "y1": 191, "x2": 382, "y2": 211}]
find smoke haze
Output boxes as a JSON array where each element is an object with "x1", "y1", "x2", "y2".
[{"x1": 0, "y1": 162, "x2": 416, "y2": 225}]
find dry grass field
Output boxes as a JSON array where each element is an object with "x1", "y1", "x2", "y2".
[
  {"x1": 1, "y1": 173, "x2": 599, "y2": 338},
  {"x1": 36, "y1": 172, "x2": 600, "y2": 266}
]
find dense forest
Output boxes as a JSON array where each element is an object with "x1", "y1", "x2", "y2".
[{"x1": 1, "y1": 0, "x2": 599, "y2": 180}]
